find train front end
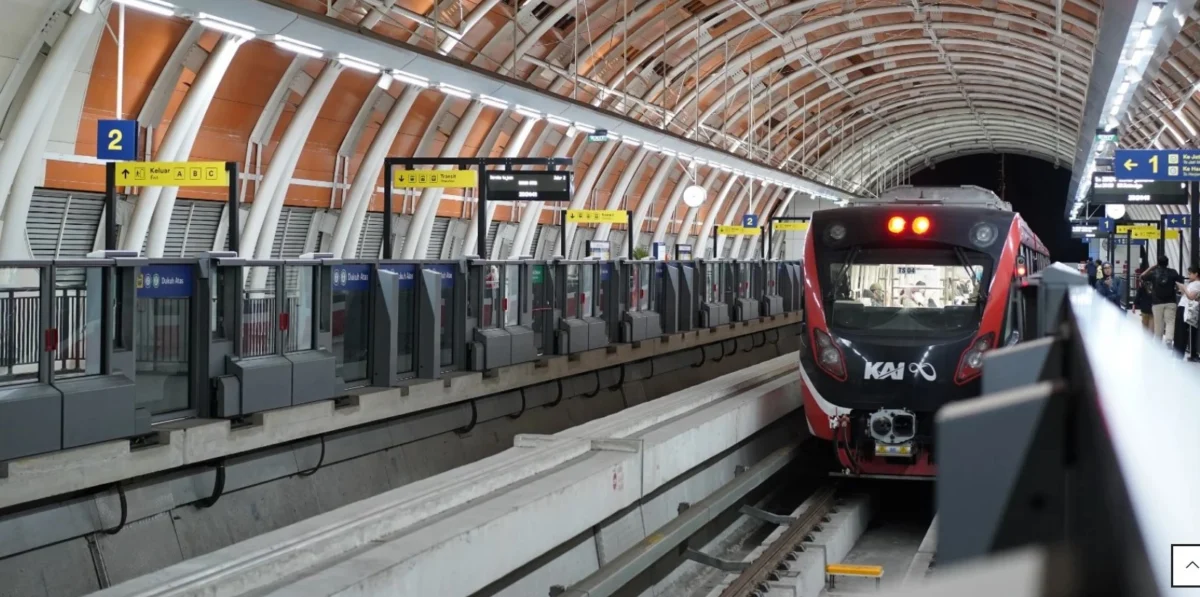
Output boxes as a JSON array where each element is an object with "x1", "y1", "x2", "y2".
[{"x1": 799, "y1": 206, "x2": 1019, "y2": 479}]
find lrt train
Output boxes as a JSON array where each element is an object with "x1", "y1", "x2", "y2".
[{"x1": 799, "y1": 186, "x2": 1050, "y2": 479}]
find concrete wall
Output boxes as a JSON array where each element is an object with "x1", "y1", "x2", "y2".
[{"x1": 0, "y1": 327, "x2": 801, "y2": 597}]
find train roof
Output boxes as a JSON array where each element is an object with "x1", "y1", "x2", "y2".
[{"x1": 857, "y1": 185, "x2": 1013, "y2": 211}]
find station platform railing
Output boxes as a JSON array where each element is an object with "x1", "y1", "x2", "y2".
[
  {"x1": 929, "y1": 262, "x2": 1198, "y2": 597},
  {"x1": 0, "y1": 254, "x2": 804, "y2": 464}
]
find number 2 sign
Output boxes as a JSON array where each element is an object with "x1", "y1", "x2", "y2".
[{"x1": 96, "y1": 119, "x2": 138, "y2": 161}]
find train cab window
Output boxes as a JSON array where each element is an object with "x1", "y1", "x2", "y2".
[{"x1": 824, "y1": 247, "x2": 992, "y2": 337}]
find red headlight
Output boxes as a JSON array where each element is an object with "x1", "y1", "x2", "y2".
[
  {"x1": 912, "y1": 216, "x2": 931, "y2": 235},
  {"x1": 887, "y1": 216, "x2": 906, "y2": 234}
]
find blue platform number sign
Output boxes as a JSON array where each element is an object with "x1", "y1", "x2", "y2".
[
  {"x1": 1113, "y1": 148, "x2": 1200, "y2": 181},
  {"x1": 96, "y1": 119, "x2": 138, "y2": 161},
  {"x1": 136, "y1": 265, "x2": 193, "y2": 298},
  {"x1": 742, "y1": 214, "x2": 759, "y2": 228},
  {"x1": 1098, "y1": 217, "x2": 1115, "y2": 233},
  {"x1": 1166, "y1": 214, "x2": 1192, "y2": 228}
]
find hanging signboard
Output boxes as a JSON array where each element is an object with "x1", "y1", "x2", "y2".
[
  {"x1": 484, "y1": 171, "x2": 572, "y2": 202},
  {"x1": 393, "y1": 170, "x2": 477, "y2": 188},
  {"x1": 566, "y1": 209, "x2": 627, "y2": 224},
  {"x1": 1090, "y1": 173, "x2": 1188, "y2": 205},
  {"x1": 773, "y1": 220, "x2": 810, "y2": 232},
  {"x1": 717, "y1": 225, "x2": 761, "y2": 236},
  {"x1": 1113, "y1": 148, "x2": 1200, "y2": 181},
  {"x1": 115, "y1": 161, "x2": 228, "y2": 187}
]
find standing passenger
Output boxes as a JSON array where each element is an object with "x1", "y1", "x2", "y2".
[
  {"x1": 1141, "y1": 255, "x2": 1184, "y2": 344},
  {"x1": 1174, "y1": 267, "x2": 1200, "y2": 360},
  {"x1": 1133, "y1": 264, "x2": 1153, "y2": 329},
  {"x1": 1085, "y1": 259, "x2": 1098, "y2": 287},
  {"x1": 1097, "y1": 263, "x2": 1125, "y2": 308}
]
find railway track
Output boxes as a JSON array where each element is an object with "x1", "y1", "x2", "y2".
[{"x1": 557, "y1": 462, "x2": 937, "y2": 597}]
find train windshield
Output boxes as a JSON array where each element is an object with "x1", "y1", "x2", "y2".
[{"x1": 824, "y1": 246, "x2": 992, "y2": 337}]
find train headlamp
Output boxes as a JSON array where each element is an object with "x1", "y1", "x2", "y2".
[{"x1": 970, "y1": 222, "x2": 998, "y2": 248}]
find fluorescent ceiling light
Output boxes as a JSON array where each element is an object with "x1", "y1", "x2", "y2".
[
  {"x1": 274, "y1": 36, "x2": 323, "y2": 58},
  {"x1": 114, "y1": 0, "x2": 175, "y2": 16},
  {"x1": 1113, "y1": 94, "x2": 1125, "y2": 105},
  {"x1": 1126, "y1": 68, "x2": 1142, "y2": 82},
  {"x1": 515, "y1": 105, "x2": 542, "y2": 119},
  {"x1": 337, "y1": 53, "x2": 380, "y2": 74},
  {"x1": 437, "y1": 83, "x2": 473, "y2": 100},
  {"x1": 1110, "y1": 104, "x2": 1121, "y2": 116},
  {"x1": 1118, "y1": 81, "x2": 1129, "y2": 95},
  {"x1": 546, "y1": 115, "x2": 571, "y2": 128},
  {"x1": 1136, "y1": 28, "x2": 1153, "y2": 49},
  {"x1": 1130, "y1": 49, "x2": 1148, "y2": 64},
  {"x1": 661, "y1": 148, "x2": 677, "y2": 157},
  {"x1": 196, "y1": 17, "x2": 255, "y2": 38},
  {"x1": 643, "y1": 143, "x2": 660, "y2": 153},
  {"x1": 1106, "y1": 119, "x2": 1120, "y2": 131},
  {"x1": 391, "y1": 70, "x2": 429, "y2": 88},
  {"x1": 1146, "y1": 3, "x2": 1164, "y2": 26},
  {"x1": 479, "y1": 94, "x2": 508, "y2": 109},
  {"x1": 719, "y1": 164, "x2": 732, "y2": 172},
  {"x1": 196, "y1": 14, "x2": 257, "y2": 39},
  {"x1": 574, "y1": 123, "x2": 596, "y2": 134},
  {"x1": 621, "y1": 136, "x2": 640, "y2": 146}
]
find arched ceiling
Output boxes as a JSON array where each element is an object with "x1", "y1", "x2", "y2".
[{"x1": 287, "y1": 0, "x2": 1103, "y2": 194}]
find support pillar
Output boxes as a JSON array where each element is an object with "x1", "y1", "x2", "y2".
[
  {"x1": 400, "y1": 101, "x2": 485, "y2": 259},
  {"x1": 462, "y1": 117, "x2": 536, "y2": 256},
  {"x1": 123, "y1": 34, "x2": 241, "y2": 253}
]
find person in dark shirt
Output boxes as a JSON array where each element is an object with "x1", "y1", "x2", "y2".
[
  {"x1": 1097, "y1": 263, "x2": 1126, "y2": 308},
  {"x1": 1133, "y1": 263, "x2": 1153, "y2": 329},
  {"x1": 1140, "y1": 255, "x2": 1184, "y2": 344},
  {"x1": 1085, "y1": 259, "x2": 1098, "y2": 287}
]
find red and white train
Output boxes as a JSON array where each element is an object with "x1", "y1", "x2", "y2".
[{"x1": 799, "y1": 186, "x2": 1050, "y2": 478}]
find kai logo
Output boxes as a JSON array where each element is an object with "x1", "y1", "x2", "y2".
[{"x1": 864, "y1": 362, "x2": 937, "y2": 382}]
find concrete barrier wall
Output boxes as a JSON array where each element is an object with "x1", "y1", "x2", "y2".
[{"x1": 0, "y1": 326, "x2": 802, "y2": 597}]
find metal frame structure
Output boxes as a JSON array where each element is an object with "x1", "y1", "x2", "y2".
[{"x1": 383, "y1": 157, "x2": 573, "y2": 259}]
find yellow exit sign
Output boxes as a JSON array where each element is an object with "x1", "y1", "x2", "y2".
[{"x1": 115, "y1": 161, "x2": 228, "y2": 187}]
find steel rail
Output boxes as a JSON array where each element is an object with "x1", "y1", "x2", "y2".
[
  {"x1": 718, "y1": 485, "x2": 840, "y2": 597},
  {"x1": 558, "y1": 442, "x2": 804, "y2": 597}
]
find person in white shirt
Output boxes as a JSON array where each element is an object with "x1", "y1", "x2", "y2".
[{"x1": 1172, "y1": 266, "x2": 1200, "y2": 360}]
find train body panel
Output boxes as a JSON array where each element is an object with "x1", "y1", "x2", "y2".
[{"x1": 798, "y1": 192, "x2": 1048, "y2": 478}]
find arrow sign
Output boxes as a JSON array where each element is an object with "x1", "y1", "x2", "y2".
[{"x1": 1113, "y1": 148, "x2": 1200, "y2": 180}]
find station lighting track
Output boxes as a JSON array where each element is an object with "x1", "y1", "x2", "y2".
[
  {"x1": 103, "y1": 0, "x2": 860, "y2": 203},
  {"x1": 1068, "y1": 0, "x2": 1180, "y2": 220}
]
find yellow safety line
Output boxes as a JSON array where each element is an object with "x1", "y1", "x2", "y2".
[{"x1": 826, "y1": 563, "x2": 884, "y2": 577}]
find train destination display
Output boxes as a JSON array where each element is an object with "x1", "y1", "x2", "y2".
[
  {"x1": 1090, "y1": 174, "x2": 1187, "y2": 205},
  {"x1": 484, "y1": 171, "x2": 572, "y2": 202}
]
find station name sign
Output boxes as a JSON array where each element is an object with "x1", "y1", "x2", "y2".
[
  {"x1": 1090, "y1": 174, "x2": 1187, "y2": 205},
  {"x1": 484, "y1": 171, "x2": 572, "y2": 202}
]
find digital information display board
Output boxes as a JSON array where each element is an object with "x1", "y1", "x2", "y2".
[
  {"x1": 484, "y1": 171, "x2": 572, "y2": 202},
  {"x1": 1090, "y1": 174, "x2": 1188, "y2": 205}
]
